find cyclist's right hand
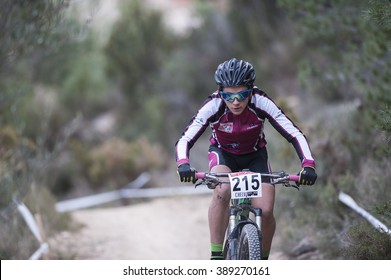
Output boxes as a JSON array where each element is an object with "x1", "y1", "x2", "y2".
[
  {"x1": 177, "y1": 163, "x2": 197, "y2": 183},
  {"x1": 298, "y1": 166, "x2": 317, "y2": 185}
]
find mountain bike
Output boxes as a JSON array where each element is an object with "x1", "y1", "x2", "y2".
[{"x1": 195, "y1": 170, "x2": 300, "y2": 260}]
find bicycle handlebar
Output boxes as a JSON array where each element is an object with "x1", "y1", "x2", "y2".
[
  {"x1": 196, "y1": 172, "x2": 299, "y2": 181},
  {"x1": 195, "y1": 171, "x2": 300, "y2": 190}
]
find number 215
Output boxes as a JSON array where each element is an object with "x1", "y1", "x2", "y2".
[{"x1": 232, "y1": 174, "x2": 260, "y2": 191}]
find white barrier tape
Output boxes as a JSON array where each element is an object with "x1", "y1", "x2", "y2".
[
  {"x1": 55, "y1": 190, "x2": 124, "y2": 212},
  {"x1": 15, "y1": 200, "x2": 49, "y2": 259},
  {"x1": 339, "y1": 191, "x2": 391, "y2": 235},
  {"x1": 120, "y1": 185, "x2": 211, "y2": 198},
  {"x1": 56, "y1": 183, "x2": 211, "y2": 213},
  {"x1": 124, "y1": 172, "x2": 151, "y2": 189},
  {"x1": 29, "y1": 243, "x2": 49, "y2": 260},
  {"x1": 55, "y1": 172, "x2": 151, "y2": 212},
  {"x1": 16, "y1": 201, "x2": 43, "y2": 243}
]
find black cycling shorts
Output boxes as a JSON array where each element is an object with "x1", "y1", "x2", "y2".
[{"x1": 208, "y1": 145, "x2": 272, "y2": 183}]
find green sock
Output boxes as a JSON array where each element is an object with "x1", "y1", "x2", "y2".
[
  {"x1": 262, "y1": 250, "x2": 270, "y2": 260},
  {"x1": 211, "y1": 243, "x2": 223, "y2": 260}
]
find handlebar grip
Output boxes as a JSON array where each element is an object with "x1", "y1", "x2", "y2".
[
  {"x1": 289, "y1": 175, "x2": 300, "y2": 182},
  {"x1": 195, "y1": 172, "x2": 206, "y2": 179}
]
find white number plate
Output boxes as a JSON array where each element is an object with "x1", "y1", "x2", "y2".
[{"x1": 228, "y1": 172, "x2": 262, "y2": 198}]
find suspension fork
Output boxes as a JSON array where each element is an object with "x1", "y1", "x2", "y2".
[
  {"x1": 253, "y1": 207, "x2": 262, "y2": 231},
  {"x1": 229, "y1": 205, "x2": 262, "y2": 233},
  {"x1": 227, "y1": 206, "x2": 238, "y2": 259},
  {"x1": 229, "y1": 207, "x2": 239, "y2": 235}
]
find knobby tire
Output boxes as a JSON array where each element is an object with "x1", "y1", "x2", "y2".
[{"x1": 237, "y1": 224, "x2": 262, "y2": 260}]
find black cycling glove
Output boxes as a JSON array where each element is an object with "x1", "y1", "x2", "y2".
[
  {"x1": 177, "y1": 163, "x2": 197, "y2": 183},
  {"x1": 299, "y1": 167, "x2": 317, "y2": 185}
]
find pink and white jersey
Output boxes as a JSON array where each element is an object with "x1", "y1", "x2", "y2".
[{"x1": 175, "y1": 87, "x2": 315, "y2": 168}]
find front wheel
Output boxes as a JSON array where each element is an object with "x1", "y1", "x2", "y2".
[{"x1": 237, "y1": 224, "x2": 262, "y2": 260}]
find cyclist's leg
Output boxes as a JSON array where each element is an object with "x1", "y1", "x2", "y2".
[
  {"x1": 252, "y1": 184, "x2": 276, "y2": 260},
  {"x1": 208, "y1": 145, "x2": 236, "y2": 259},
  {"x1": 246, "y1": 147, "x2": 275, "y2": 260},
  {"x1": 208, "y1": 164, "x2": 231, "y2": 258}
]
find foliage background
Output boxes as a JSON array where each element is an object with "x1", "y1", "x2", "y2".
[{"x1": 1, "y1": 0, "x2": 390, "y2": 259}]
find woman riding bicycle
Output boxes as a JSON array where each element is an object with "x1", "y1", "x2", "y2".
[{"x1": 175, "y1": 58, "x2": 317, "y2": 260}]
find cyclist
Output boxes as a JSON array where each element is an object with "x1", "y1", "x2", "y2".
[{"x1": 175, "y1": 58, "x2": 317, "y2": 260}]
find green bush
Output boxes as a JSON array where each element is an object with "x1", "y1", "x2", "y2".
[
  {"x1": 342, "y1": 221, "x2": 391, "y2": 260},
  {"x1": 84, "y1": 137, "x2": 168, "y2": 189}
]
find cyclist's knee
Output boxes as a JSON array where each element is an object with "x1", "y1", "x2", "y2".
[
  {"x1": 252, "y1": 201, "x2": 275, "y2": 221},
  {"x1": 213, "y1": 185, "x2": 231, "y2": 203},
  {"x1": 210, "y1": 164, "x2": 232, "y2": 203}
]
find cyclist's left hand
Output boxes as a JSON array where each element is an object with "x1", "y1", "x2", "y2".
[{"x1": 299, "y1": 167, "x2": 317, "y2": 185}]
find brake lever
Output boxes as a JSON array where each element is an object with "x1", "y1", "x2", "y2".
[
  {"x1": 194, "y1": 180, "x2": 204, "y2": 188},
  {"x1": 283, "y1": 182, "x2": 300, "y2": 191},
  {"x1": 194, "y1": 179, "x2": 218, "y2": 189}
]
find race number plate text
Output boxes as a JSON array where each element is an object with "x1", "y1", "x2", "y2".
[{"x1": 228, "y1": 172, "x2": 262, "y2": 198}]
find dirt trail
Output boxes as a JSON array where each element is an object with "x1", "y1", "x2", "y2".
[
  {"x1": 49, "y1": 193, "x2": 293, "y2": 260},
  {"x1": 51, "y1": 195, "x2": 211, "y2": 260}
]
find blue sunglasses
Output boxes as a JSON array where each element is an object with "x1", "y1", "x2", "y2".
[{"x1": 220, "y1": 89, "x2": 252, "y2": 102}]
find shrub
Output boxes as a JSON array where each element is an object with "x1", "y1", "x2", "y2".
[
  {"x1": 341, "y1": 221, "x2": 391, "y2": 260},
  {"x1": 86, "y1": 137, "x2": 168, "y2": 188}
]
